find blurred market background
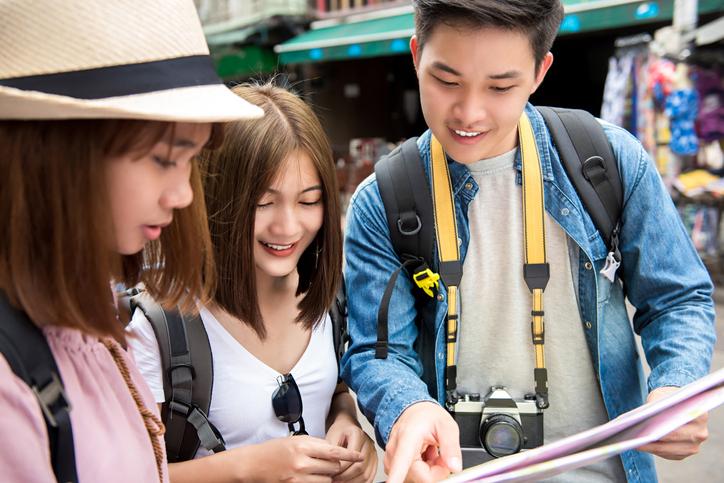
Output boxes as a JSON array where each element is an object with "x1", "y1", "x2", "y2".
[{"x1": 194, "y1": 1, "x2": 723, "y2": 480}]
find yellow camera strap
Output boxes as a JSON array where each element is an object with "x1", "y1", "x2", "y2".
[
  {"x1": 519, "y1": 113, "x2": 550, "y2": 409},
  {"x1": 430, "y1": 135, "x2": 463, "y2": 407},
  {"x1": 432, "y1": 113, "x2": 550, "y2": 411}
]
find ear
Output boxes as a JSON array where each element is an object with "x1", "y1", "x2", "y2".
[
  {"x1": 531, "y1": 52, "x2": 554, "y2": 94},
  {"x1": 410, "y1": 35, "x2": 421, "y2": 73}
]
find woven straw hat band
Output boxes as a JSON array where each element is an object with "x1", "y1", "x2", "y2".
[{"x1": 0, "y1": 0, "x2": 209, "y2": 79}]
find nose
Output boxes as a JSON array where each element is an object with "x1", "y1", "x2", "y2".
[
  {"x1": 160, "y1": 166, "x2": 194, "y2": 210},
  {"x1": 269, "y1": 204, "x2": 301, "y2": 237},
  {"x1": 453, "y1": 89, "x2": 487, "y2": 128}
]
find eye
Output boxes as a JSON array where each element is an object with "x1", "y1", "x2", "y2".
[
  {"x1": 490, "y1": 85, "x2": 514, "y2": 93},
  {"x1": 256, "y1": 200, "x2": 273, "y2": 208},
  {"x1": 300, "y1": 199, "x2": 322, "y2": 206},
  {"x1": 432, "y1": 74, "x2": 458, "y2": 87},
  {"x1": 153, "y1": 155, "x2": 177, "y2": 169}
]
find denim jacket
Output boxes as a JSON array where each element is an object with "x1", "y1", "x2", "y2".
[{"x1": 341, "y1": 104, "x2": 716, "y2": 482}]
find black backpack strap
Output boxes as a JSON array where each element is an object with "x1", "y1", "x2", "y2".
[
  {"x1": 329, "y1": 277, "x2": 348, "y2": 380},
  {"x1": 376, "y1": 137, "x2": 435, "y2": 265},
  {"x1": 129, "y1": 291, "x2": 224, "y2": 462},
  {"x1": 0, "y1": 292, "x2": 78, "y2": 483},
  {"x1": 374, "y1": 137, "x2": 438, "y2": 360},
  {"x1": 537, "y1": 106, "x2": 623, "y2": 260}
]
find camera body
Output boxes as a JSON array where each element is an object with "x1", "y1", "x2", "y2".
[{"x1": 453, "y1": 386, "x2": 543, "y2": 459}]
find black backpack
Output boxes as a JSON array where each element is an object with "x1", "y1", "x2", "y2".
[
  {"x1": 120, "y1": 284, "x2": 349, "y2": 462},
  {"x1": 0, "y1": 291, "x2": 78, "y2": 483},
  {"x1": 373, "y1": 107, "x2": 623, "y2": 399}
]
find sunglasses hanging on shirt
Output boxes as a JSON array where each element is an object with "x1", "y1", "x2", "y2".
[{"x1": 272, "y1": 373, "x2": 308, "y2": 436}]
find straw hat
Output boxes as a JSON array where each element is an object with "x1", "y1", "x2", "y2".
[{"x1": 0, "y1": 0, "x2": 264, "y2": 121}]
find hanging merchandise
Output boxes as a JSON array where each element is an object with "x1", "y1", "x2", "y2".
[
  {"x1": 665, "y1": 65, "x2": 699, "y2": 156},
  {"x1": 694, "y1": 67, "x2": 724, "y2": 143},
  {"x1": 601, "y1": 54, "x2": 634, "y2": 128}
]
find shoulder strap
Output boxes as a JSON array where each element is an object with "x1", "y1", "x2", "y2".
[
  {"x1": 375, "y1": 137, "x2": 435, "y2": 266},
  {"x1": 0, "y1": 292, "x2": 78, "y2": 483},
  {"x1": 537, "y1": 106, "x2": 623, "y2": 251},
  {"x1": 329, "y1": 278, "x2": 348, "y2": 377},
  {"x1": 374, "y1": 137, "x2": 438, "y2": 359},
  {"x1": 128, "y1": 290, "x2": 224, "y2": 462}
]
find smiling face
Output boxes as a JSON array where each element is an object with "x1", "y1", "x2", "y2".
[
  {"x1": 106, "y1": 123, "x2": 211, "y2": 255},
  {"x1": 411, "y1": 24, "x2": 552, "y2": 164},
  {"x1": 253, "y1": 149, "x2": 325, "y2": 283}
]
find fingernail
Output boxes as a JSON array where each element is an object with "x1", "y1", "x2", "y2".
[{"x1": 448, "y1": 456, "x2": 462, "y2": 472}]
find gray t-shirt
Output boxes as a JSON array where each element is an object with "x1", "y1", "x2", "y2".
[{"x1": 456, "y1": 149, "x2": 626, "y2": 482}]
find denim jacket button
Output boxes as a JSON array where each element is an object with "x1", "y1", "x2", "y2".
[
  {"x1": 561, "y1": 208, "x2": 570, "y2": 216},
  {"x1": 437, "y1": 293, "x2": 444, "y2": 301},
  {"x1": 464, "y1": 182, "x2": 473, "y2": 190},
  {"x1": 584, "y1": 262, "x2": 593, "y2": 270},
  {"x1": 585, "y1": 321, "x2": 593, "y2": 329}
]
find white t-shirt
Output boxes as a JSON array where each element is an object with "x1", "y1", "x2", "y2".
[{"x1": 127, "y1": 305, "x2": 338, "y2": 458}]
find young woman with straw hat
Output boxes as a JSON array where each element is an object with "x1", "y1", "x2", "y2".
[{"x1": 0, "y1": 1, "x2": 263, "y2": 482}]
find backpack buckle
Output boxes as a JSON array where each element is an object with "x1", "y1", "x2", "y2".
[
  {"x1": 32, "y1": 372, "x2": 72, "y2": 428},
  {"x1": 413, "y1": 268, "x2": 440, "y2": 297}
]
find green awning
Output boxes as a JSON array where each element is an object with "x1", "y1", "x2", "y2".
[
  {"x1": 212, "y1": 45, "x2": 278, "y2": 80},
  {"x1": 275, "y1": 12, "x2": 413, "y2": 65},
  {"x1": 276, "y1": 0, "x2": 724, "y2": 65}
]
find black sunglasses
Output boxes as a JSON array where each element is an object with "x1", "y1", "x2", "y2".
[{"x1": 272, "y1": 373, "x2": 308, "y2": 436}]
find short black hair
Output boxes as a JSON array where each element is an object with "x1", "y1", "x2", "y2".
[{"x1": 412, "y1": 0, "x2": 564, "y2": 71}]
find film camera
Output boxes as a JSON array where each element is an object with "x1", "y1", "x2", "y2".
[{"x1": 453, "y1": 386, "x2": 543, "y2": 463}]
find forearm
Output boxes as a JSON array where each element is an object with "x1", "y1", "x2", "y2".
[
  {"x1": 167, "y1": 446, "x2": 258, "y2": 483},
  {"x1": 326, "y1": 383, "x2": 359, "y2": 431}
]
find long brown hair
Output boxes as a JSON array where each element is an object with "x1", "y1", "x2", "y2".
[
  {"x1": 201, "y1": 82, "x2": 342, "y2": 339},
  {"x1": 0, "y1": 119, "x2": 220, "y2": 340}
]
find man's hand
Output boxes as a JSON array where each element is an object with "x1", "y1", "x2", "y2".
[
  {"x1": 384, "y1": 401, "x2": 462, "y2": 483},
  {"x1": 637, "y1": 386, "x2": 709, "y2": 460}
]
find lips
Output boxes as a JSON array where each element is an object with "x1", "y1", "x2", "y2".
[
  {"x1": 449, "y1": 126, "x2": 487, "y2": 145},
  {"x1": 142, "y1": 225, "x2": 162, "y2": 241},
  {"x1": 259, "y1": 240, "x2": 297, "y2": 257},
  {"x1": 141, "y1": 220, "x2": 171, "y2": 241}
]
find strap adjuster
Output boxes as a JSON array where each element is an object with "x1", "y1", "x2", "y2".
[
  {"x1": 531, "y1": 321, "x2": 545, "y2": 345},
  {"x1": 413, "y1": 268, "x2": 440, "y2": 298},
  {"x1": 32, "y1": 372, "x2": 71, "y2": 428}
]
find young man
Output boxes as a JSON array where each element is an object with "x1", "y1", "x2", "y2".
[{"x1": 340, "y1": 1, "x2": 716, "y2": 482}]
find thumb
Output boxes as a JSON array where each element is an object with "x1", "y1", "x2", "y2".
[{"x1": 436, "y1": 419, "x2": 462, "y2": 473}]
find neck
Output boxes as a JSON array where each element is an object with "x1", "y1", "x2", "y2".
[{"x1": 255, "y1": 269, "x2": 301, "y2": 321}]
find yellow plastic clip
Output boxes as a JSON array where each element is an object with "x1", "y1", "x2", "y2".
[{"x1": 413, "y1": 268, "x2": 440, "y2": 298}]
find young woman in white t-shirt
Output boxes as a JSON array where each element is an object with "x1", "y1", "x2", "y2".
[{"x1": 128, "y1": 82, "x2": 377, "y2": 483}]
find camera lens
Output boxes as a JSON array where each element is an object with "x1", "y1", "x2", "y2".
[{"x1": 479, "y1": 414, "x2": 524, "y2": 458}]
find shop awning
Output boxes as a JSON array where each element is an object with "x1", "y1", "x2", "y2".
[
  {"x1": 275, "y1": 11, "x2": 414, "y2": 65},
  {"x1": 212, "y1": 45, "x2": 278, "y2": 80},
  {"x1": 275, "y1": 0, "x2": 724, "y2": 64}
]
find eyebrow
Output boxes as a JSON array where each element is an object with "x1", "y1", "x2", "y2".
[
  {"x1": 164, "y1": 138, "x2": 200, "y2": 149},
  {"x1": 488, "y1": 70, "x2": 523, "y2": 80},
  {"x1": 431, "y1": 61, "x2": 462, "y2": 76},
  {"x1": 266, "y1": 185, "x2": 323, "y2": 195}
]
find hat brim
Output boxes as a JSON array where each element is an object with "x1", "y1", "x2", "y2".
[{"x1": 0, "y1": 83, "x2": 264, "y2": 122}]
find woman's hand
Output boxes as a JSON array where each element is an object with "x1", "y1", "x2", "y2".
[
  {"x1": 326, "y1": 416, "x2": 378, "y2": 483},
  {"x1": 235, "y1": 435, "x2": 364, "y2": 483}
]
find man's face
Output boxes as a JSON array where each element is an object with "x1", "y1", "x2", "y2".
[{"x1": 411, "y1": 24, "x2": 552, "y2": 164}]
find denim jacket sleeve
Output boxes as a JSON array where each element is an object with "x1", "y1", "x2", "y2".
[
  {"x1": 340, "y1": 174, "x2": 437, "y2": 446},
  {"x1": 608, "y1": 123, "x2": 716, "y2": 391}
]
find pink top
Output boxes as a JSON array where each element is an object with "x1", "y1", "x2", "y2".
[{"x1": 0, "y1": 326, "x2": 168, "y2": 483}]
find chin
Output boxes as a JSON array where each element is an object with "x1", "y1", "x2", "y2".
[{"x1": 116, "y1": 241, "x2": 146, "y2": 256}]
